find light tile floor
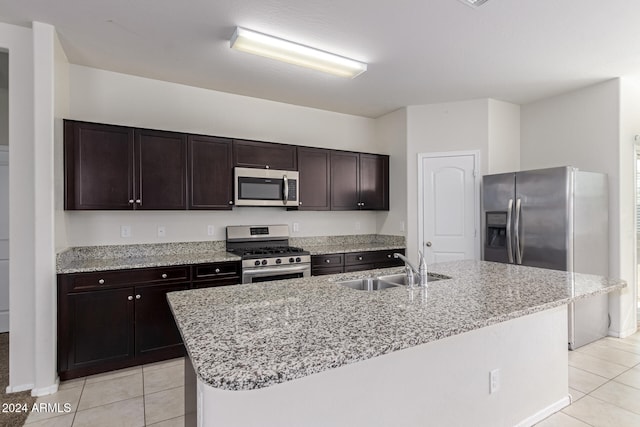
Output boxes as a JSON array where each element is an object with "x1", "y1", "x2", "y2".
[
  {"x1": 536, "y1": 330, "x2": 640, "y2": 426},
  {"x1": 24, "y1": 358, "x2": 185, "y2": 427},
  {"x1": 20, "y1": 330, "x2": 640, "y2": 427}
]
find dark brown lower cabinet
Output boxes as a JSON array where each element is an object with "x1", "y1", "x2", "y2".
[
  {"x1": 311, "y1": 249, "x2": 405, "y2": 276},
  {"x1": 58, "y1": 262, "x2": 240, "y2": 380},
  {"x1": 134, "y1": 283, "x2": 190, "y2": 359},
  {"x1": 64, "y1": 288, "x2": 135, "y2": 372}
]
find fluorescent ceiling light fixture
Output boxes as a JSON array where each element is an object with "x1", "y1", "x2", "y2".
[
  {"x1": 230, "y1": 27, "x2": 367, "y2": 78},
  {"x1": 459, "y1": 0, "x2": 490, "y2": 6}
]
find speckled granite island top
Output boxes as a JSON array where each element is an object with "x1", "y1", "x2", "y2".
[{"x1": 167, "y1": 260, "x2": 625, "y2": 391}]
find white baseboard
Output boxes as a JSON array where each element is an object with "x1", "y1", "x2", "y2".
[
  {"x1": 515, "y1": 396, "x2": 571, "y2": 427},
  {"x1": 31, "y1": 379, "x2": 59, "y2": 397},
  {"x1": 608, "y1": 326, "x2": 638, "y2": 339},
  {"x1": 6, "y1": 383, "x2": 34, "y2": 394}
]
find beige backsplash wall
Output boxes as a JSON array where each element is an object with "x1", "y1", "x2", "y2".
[{"x1": 59, "y1": 65, "x2": 397, "y2": 248}]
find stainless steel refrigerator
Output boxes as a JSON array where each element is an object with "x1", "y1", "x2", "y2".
[{"x1": 482, "y1": 166, "x2": 609, "y2": 349}]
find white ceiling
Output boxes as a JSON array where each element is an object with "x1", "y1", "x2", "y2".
[{"x1": 1, "y1": 0, "x2": 640, "y2": 118}]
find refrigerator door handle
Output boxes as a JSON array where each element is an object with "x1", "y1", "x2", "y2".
[
  {"x1": 514, "y1": 198, "x2": 523, "y2": 264},
  {"x1": 506, "y1": 199, "x2": 514, "y2": 263}
]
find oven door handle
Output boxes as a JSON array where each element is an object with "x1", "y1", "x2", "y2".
[{"x1": 244, "y1": 265, "x2": 310, "y2": 277}]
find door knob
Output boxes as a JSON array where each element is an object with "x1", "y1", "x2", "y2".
[{"x1": 426, "y1": 242, "x2": 432, "y2": 247}]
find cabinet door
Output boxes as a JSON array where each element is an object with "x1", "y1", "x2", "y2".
[
  {"x1": 233, "y1": 139, "x2": 297, "y2": 170},
  {"x1": 297, "y1": 147, "x2": 330, "y2": 210},
  {"x1": 135, "y1": 129, "x2": 187, "y2": 210},
  {"x1": 188, "y1": 135, "x2": 233, "y2": 209},
  {"x1": 64, "y1": 288, "x2": 135, "y2": 371},
  {"x1": 330, "y1": 151, "x2": 359, "y2": 210},
  {"x1": 360, "y1": 154, "x2": 389, "y2": 210},
  {"x1": 134, "y1": 283, "x2": 189, "y2": 359},
  {"x1": 64, "y1": 120, "x2": 134, "y2": 210}
]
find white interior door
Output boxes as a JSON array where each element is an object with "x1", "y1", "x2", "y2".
[
  {"x1": 419, "y1": 152, "x2": 478, "y2": 264},
  {"x1": 0, "y1": 146, "x2": 8, "y2": 332}
]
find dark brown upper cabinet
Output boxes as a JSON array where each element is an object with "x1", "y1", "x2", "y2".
[
  {"x1": 64, "y1": 121, "x2": 187, "y2": 210},
  {"x1": 135, "y1": 129, "x2": 187, "y2": 210},
  {"x1": 64, "y1": 121, "x2": 135, "y2": 210},
  {"x1": 330, "y1": 151, "x2": 389, "y2": 211},
  {"x1": 297, "y1": 147, "x2": 330, "y2": 210},
  {"x1": 330, "y1": 151, "x2": 360, "y2": 210},
  {"x1": 359, "y1": 153, "x2": 389, "y2": 210},
  {"x1": 188, "y1": 135, "x2": 233, "y2": 209},
  {"x1": 233, "y1": 139, "x2": 297, "y2": 170},
  {"x1": 64, "y1": 120, "x2": 187, "y2": 210}
]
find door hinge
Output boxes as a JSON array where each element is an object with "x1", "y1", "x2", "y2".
[{"x1": 473, "y1": 169, "x2": 478, "y2": 178}]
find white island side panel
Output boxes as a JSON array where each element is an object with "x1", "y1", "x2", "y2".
[{"x1": 193, "y1": 305, "x2": 569, "y2": 427}]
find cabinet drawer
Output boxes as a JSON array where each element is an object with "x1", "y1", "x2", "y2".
[
  {"x1": 62, "y1": 266, "x2": 190, "y2": 292},
  {"x1": 191, "y1": 277, "x2": 240, "y2": 289},
  {"x1": 311, "y1": 254, "x2": 344, "y2": 267},
  {"x1": 344, "y1": 252, "x2": 379, "y2": 265},
  {"x1": 192, "y1": 261, "x2": 240, "y2": 281}
]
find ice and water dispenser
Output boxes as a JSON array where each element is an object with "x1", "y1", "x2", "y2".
[{"x1": 484, "y1": 211, "x2": 508, "y2": 262}]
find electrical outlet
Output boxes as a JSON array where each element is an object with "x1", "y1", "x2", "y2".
[
  {"x1": 157, "y1": 225, "x2": 166, "y2": 237},
  {"x1": 120, "y1": 225, "x2": 132, "y2": 238},
  {"x1": 207, "y1": 225, "x2": 215, "y2": 236},
  {"x1": 490, "y1": 369, "x2": 500, "y2": 394},
  {"x1": 355, "y1": 221, "x2": 361, "y2": 231},
  {"x1": 400, "y1": 221, "x2": 405, "y2": 232},
  {"x1": 293, "y1": 222, "x2": 300, "y2": 233}
]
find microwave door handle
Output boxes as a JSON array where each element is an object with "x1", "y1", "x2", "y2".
[
  {"x1": 283, "y1": 174, "x2": 288, "y2": 205},
  {"x1": 506, "y1": 199, "x2": 514, "y2": 264}
]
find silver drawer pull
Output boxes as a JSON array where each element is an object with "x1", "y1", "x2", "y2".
[
  {"x1": 387, "y1": 254, "x2": 392, "y2": 258},
  {"x1": 136, "y1": 294, "x2": 141, "y2": 300},
  {"x1": 127, "y1": 296, "x2": 133, "y2": 301},
  {"x1": 325, "y1": 259, "x2": 331, "y2": 263},
  {"x1": 357, "y1": 256, "x2": 363, "y2": 261},
  {"x1": 215, "y1": 268, "x2": 221, "y2": 273},
  {"x1": 98, "y1": 279, "x2": 105, "y2": 285},
  {"x1": 161, "y1": 273, "x2": 168, "y2": 279}
]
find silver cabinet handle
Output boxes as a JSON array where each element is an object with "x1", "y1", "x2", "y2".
[
  {"x1": 161, "y1": 273, "x2": 168, "y2": 279},
  {"x1": 228, "y1": 200, "x2": 233, "y2": 205},
  {"x1": 135, "y1": 199, "x2": 142, "y2": 204},
  {"x1": 128, "y1": 199, "x2": 134, "y2": 204},
  {"x1": 387, "y1": 254, "x2": 392, "y2": 258},
  {"x1": 283, "y1": 174, "x2": 289, "y2": 205},
  {"x1": 265, "y1": 165, "x2": 270, "y2": 169},
  {"x1": 357, "y1": 256, "x2": 363, "y2": 261},
  {"x1": 325, "y1": 259, "x2": 331, "y2": 263},
  {"x1": 299, "y1": 201, "x2": 302, "y2": 206},
  {"x1": 215, "y1": 268, "x2": 221, "y2": 273},
  {"x1": 128, "y1": 296, "x2": 133, "y2": 301},
  {"x1": 425, "y1": 242, "x2": 432, "y2": 247},
  {"x1": 136, "y1": 294, "x2": 141, "y2": 300},
  {"x1": 506, "y1": 199, "x2": 514, "y2": 264},
  {"x1": 98, "y1": 279, "x2": 105, "y2": 285}
]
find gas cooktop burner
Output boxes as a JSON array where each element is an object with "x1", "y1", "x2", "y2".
[{"x1": 231, "y1": 246, "x2": 308, "y2": 258}]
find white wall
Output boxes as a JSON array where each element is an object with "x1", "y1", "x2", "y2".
[
  {"x1": 405, "y1": 99, "x2": 489, "y2": 261},
  {"x1": 619, "y1": 76, "x2": 640, "y2": 337},
  {"x1": 0, "y1": 21, "x2": 36, "y2": 394},
  {"x1": 521, "y1": 78, "x2": 637, "y2": 337},
  {"x1": 375, "y1": 108, "x2": 407, "y2": 236},
  {"x1": 488, "y1": 99, "x2": 520, "y2": 174},
  {"x1": 62, "y1": 65, "x2": 385, "y2": 247},
  {"x1": 53, "y1": 32, "x2": 69, "y2": 251}
]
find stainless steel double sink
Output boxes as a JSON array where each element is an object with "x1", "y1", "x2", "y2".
[{"x1": 337, "y1": 272, "x2": 450, "y2": 291}]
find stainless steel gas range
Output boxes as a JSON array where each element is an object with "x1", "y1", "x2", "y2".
[{"x1": 226, "y1": 224, "x2": 311, "y2": 284}]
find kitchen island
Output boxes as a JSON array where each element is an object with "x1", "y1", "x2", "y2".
[{"x1": 167, "y1": 260, "x2": 625, "y2": 427}]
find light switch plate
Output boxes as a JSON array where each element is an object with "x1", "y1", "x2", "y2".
[
  {"x1": 157, "y1": 225, "x2": 166, "y2": 237},
  {"x1": 121, "y1": 225, "x2": 131, "y2": 238},
  {"x1": 207, "y1": 225, "x2": 215, "y2": 236}
]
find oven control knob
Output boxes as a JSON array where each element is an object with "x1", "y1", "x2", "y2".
[
  {"x1": 254, "y1": 260, "x2": 260, "y2": 266},
  {"x1": 276, "y1": 258, "x2": 282, "y2": 264},
  {"x1": 295, "y1": 257, "x2": 301, "y2": 263},
  {"x1": 289, "y1": 257, "x2": 295, "y2": 263},
  {"x1": 261, "y1": 259, "x2": 268, "y2": 266}
]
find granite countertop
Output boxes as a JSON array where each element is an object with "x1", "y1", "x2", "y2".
[
  {"x1": 57, "y1": 251, "x2": 241, "y2": 274},
  {"x1": 166, "y1": 260, "x2": 626, "y2": 391}
]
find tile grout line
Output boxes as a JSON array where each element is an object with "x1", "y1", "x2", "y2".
[{"x1": 70, "y1": 380, "x2": 85, "y2": 427}]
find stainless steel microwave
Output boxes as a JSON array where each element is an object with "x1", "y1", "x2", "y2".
[{"x1": 234, "y1": 167, "x2": 299, "y2": 207}]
